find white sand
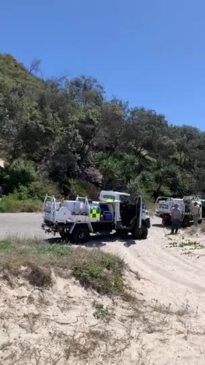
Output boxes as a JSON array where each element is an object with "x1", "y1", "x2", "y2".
[{"x1": 0, "y1": 214, "x2": 205, "y2": 364}]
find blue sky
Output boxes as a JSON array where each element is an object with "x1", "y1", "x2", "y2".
[{"x1": 1, "y1": 0, "x2": 205, "y2": 130}]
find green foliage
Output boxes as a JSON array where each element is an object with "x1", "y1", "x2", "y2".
[
  {"x1": 0, "y1": 53, "x2": 205, "y2": 203},
  {"x1": 67, "y1": 76, "x2": 104, "y2": 106},
  {"x1": 93, "y1": 302, "x2": 110, "y2": 321},
  {"x1": 62, "y1": 178, "x2": 99, "y2": 199},
  {"x1": 0, "y1": 240, "x2": 12, "y2": 251},
  {"x1": 0, "y1": 239, "x2": 126, "y2": 297},
  {"x1": 72, "y1": 250, "x2": 124, "y2": 295},
  {"x1": 0, "y1": 159, "x2": 36, "y2": 194},
  {"x1": 27, "y1": 179, "x2": 57, "y2": 200},
  {"x1": 0, "y1": 193, "x2": 41, "y2": 212},
  {"x1": 0, "y1": 54, "x2": 43, "y2": 89},
  {"x1": 32, "y1": 244, "x2": 72, "y2": 256}
]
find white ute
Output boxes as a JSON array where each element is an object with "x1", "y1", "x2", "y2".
[
  {"x1": 155, "y1": 196, "x2": 202, "y2": 226},
  {"x1": 42, "y1": 191, "x2": 151, "y2": 243}
]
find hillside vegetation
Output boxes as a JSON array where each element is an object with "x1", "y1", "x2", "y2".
[{"x1": 0, "y1": 54, "x2": 205, "y2": 208}]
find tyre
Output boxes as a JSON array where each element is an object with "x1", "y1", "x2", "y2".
[
  {"x1": 140, "y1": 225, "x2": 148, "y2": 239},
  {"x1": 60, "y1": 231, "x2": 66, "y2": 239},
  {"x1": 60, "y1": 231, "x2": 71, "y2": 242},
  {"x1": 71, "y1": 225, "x2": 90, "y2": 244},
  {"x1": 132, "y1": 223, "x2": 148, "y2": 240}
]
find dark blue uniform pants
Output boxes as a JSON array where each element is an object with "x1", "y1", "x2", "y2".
[{"x1": 171, "y1": 219, "x2": 181, "y2": 234}]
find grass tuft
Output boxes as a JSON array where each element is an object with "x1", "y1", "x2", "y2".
[
  {"x1": 0, "y1": 240, "x2": 12, "y2": 251},
  {"x1": 72, "y1": 250, "x2": 124, "y2": 295},
  {"x1": 26, "y1": 263, "x2": 52, "y2": 287},
  {"x1": 93, "y1": 302, "x2": 110, "y2": 321},
  {"x1": 31, "y1": 244, "x2": 72, "y2": 256},
  {"x1": 0, "y1": 238, "x2": 125, "y2": 297}
]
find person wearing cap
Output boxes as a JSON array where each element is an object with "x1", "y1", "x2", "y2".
[{"x1": 170, "y1": 204, "x2": 182, "y2": 234}]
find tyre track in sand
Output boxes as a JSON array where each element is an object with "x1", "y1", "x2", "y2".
[{"x1": 103, "y1": 216, "x2": 205, "y2": 308}]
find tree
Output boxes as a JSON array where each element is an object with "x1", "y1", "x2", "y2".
[
  {"x1": 29, "y1": 58, "x2": 41, "y2": 76},
  {"x1": 0, "y1": 53, "x2": 205, "y2": 201},
  {"x1": 67, "y1": 76, "x2": 104, "y2": 106}
]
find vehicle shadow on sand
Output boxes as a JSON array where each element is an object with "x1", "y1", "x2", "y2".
[
  {"x1": 46, "y1": 234, "x2": 139, "y2": 248},
  {"x1": 46, "y1": 236, "x2": 106, "y2": 248}
]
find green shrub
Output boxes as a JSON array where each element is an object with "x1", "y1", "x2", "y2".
[
  {"x1": 72, "y1": 250, "x2": 124, "y2": 295},
  {"x1": 0, "y1": 193, "x2": 41, "y2": 212},
  {"x1": 93, "y1": 302, "x2": 110, "y2": 321},
  {"x1": 27, "y1": 179, "x2": 57, "y2": 200},
  {"x1": 0, "y1": 176, "x2": 57, "y2": 212},
  {"x1": 0, "y1": 159, "x2": 37, "y2": 194},
  {"x1": 95, "y1": 152, "x2": 126, "y2": 190},
  {"x1": 62, "y1": 178, "x2": 99, "y2": 200}
]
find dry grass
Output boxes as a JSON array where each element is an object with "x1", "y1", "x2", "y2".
[
  {"x1": 168, "y1": 239, "x2": 204, "y2": 251},
  {"x1": 123, "y1": 295, "x2": 192, "y2": 339},
  {"x1": 149, "y1": 299, "x2": 190, "y2": 317},
  {"x1": 72, "y1": 249, "x2": 124, "y2": 295},
  {"x1": 25, "y1": 264, "x2": 52, "y2": 287},
  {"x1": 0, "y1": 237, "x2": 125, "y2": 297}
]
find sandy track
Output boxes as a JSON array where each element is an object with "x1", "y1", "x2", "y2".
[
  {"x1": 102, "y1": 218, "x2": 205, "y2": 364},
  {"x1": 0, "y1": 213, "x2": 46, "y2": 238},
  {"x1": 103, "y1": 218, "x2": 205, "y2": 301}
]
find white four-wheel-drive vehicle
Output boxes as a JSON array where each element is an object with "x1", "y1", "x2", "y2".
[
  {"x1": 42, "y1": 190, "x2": 151, "y2": 243},
  {"x1": 155, "y1": 196, "x2": 202, "y2": 226},
  {"x1": 155, "y1": 196, "x2": 171, "y2": 217}
]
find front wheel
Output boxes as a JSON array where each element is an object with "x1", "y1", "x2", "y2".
[
  {"x1": 132, "y1": 223, "x2": 148, "y2": 240},
  {"x1": 60, "y1": 231, "x2": 66, "y2": 239},
  {"x1": 71, "y1": 225, "x2": 90, "y2": 244}
]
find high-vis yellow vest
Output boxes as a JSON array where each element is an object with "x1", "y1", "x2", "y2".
[{"x1": 89, "y1": 207, "x2": 100, "y2": 219}]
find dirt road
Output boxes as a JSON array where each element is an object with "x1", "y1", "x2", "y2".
[
  {"x1": 1, "y1": 213, "x2": 205, "y2": 363},
  {"x1": 0, "y1": 212, "x2": 46, "y2": 238}
]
